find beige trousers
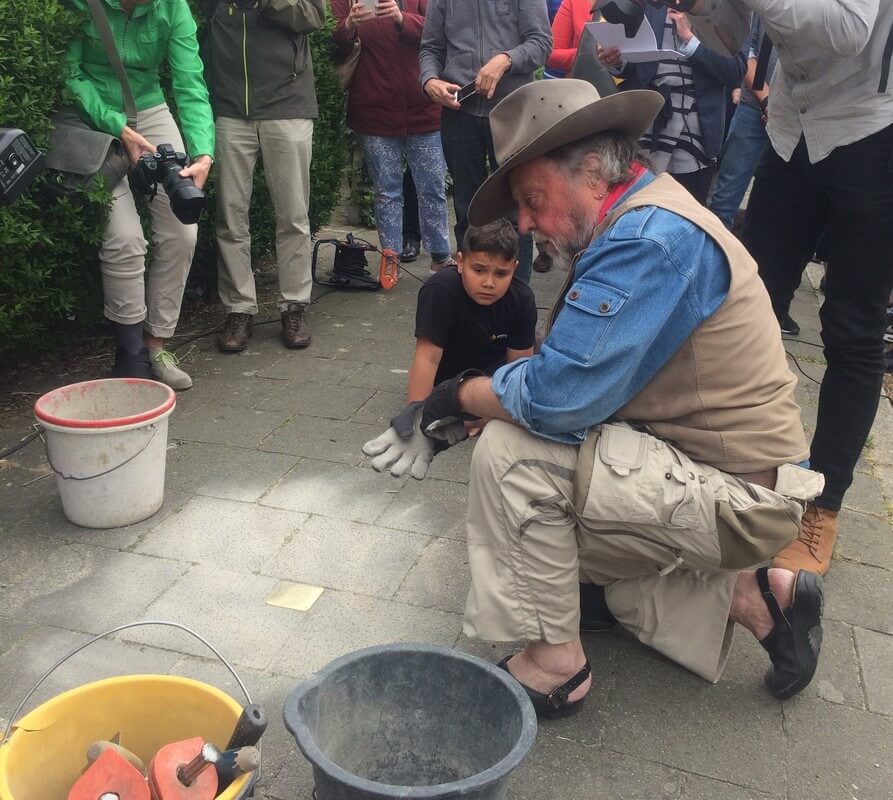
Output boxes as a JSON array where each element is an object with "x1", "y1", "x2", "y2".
[
  {"x1": 464, "y1": 421, "x2": 823, "y2": 682},
  {"x1": 100, "y1": 104, "x2": 197, "y2": 338},
  {"x1": 215, "y1": 116, "x2": 314, "y2": 313}
]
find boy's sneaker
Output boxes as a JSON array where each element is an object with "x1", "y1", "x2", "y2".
[
  {"x1": 779, "y1": 313, "x2": 800, "y2": 336},
  {"x1": 430, "y1": 256, "x2": 457, "y2": 274},
  {"x1": 112, "y1": 346, "x2": 152, "y2": 380},
  {"x1": 147, "y1": 347, "x2": 192, "y2": 390}
]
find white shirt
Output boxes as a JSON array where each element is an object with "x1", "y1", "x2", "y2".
[{"x1": 698, "y1": 1, "x2": 893, "y2": 162}]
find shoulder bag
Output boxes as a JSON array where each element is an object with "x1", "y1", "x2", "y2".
[{"x1": 44, "y1": 0, "x2": 137, "y2": 196}]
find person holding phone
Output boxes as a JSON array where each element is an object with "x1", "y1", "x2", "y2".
[
  {"x1": 419, "y1": 0, "x2": 552, "y2": 283},
  {"x1": 333, "y1": 0, "x2": 452, "y2": 273}
]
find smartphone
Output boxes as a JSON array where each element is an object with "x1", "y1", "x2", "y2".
[
  {"x1": 358, "y1": 0, "x2": 376, "y2": 8},
  {"x1": 455, "y1": 81, "x2": 478, "y2": 103}
]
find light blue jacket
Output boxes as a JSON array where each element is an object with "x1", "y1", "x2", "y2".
[{"x1": 493, "y1": 172, "x2": 732, "y2": 443}]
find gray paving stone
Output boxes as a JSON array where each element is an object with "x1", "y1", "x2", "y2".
[
  {"x1": 135, "y1": 495, "x2": 306, "y2": 572},
  {"x1": 783, "y1": 698, "x2": 893, "y2": 800},
  {"x1": 339, "y1": 361, "x2": 412, "y2": 392},
  {"x1": 349, "y1": 389, "x2": 404, "y2": 426},
  {"x1": 808, "y1": 620, "x2": 864, "y2": 708},
  {"x1": 258, "y1": 354, "x2": 364, "y2": 383},
  {"x1": 824, "y1": 559, "x2": 893, "y2": 634},
  {"x1": 260, "y1": 460, "x2": 400, "y2": 523},
  {"x1": 853, "y1": 627, "x2": 893, "y2": 715},
  {"x1": 260, "y1": 416, "x2": 384, "y2": 465},
  {"x1": 267, "y1": 590, "x2": 462, "y2": 679},
  {"x1": 426, "y1": 437, "x2": 475, "y2": 484},
  {"x1": 260, "y1": 515, "x2": 429, "y2": 599},
  {"x1": 841, "y1": 470, "x2": 889, "y2": 518},
  {"x1": 511, "y1": 735, "x2": 686, "y2": 800},
  {"x1": 123, "y1": 565, "x2": 307, "y2": 670},
  {"x1": 166, "y1": 441, "x2": 298, "y2": 503},
  {"x1": 593, "y1": 633, "x2": 786, "y2": 794},
  {"x1": 679, "y1": 773, "x2": 781, "y2": 799},
  {"x1": 258, "y1": 380, "x2": 375, "y2": 419},
  {"x1": 183, "y1": 371, "x2": 286, "y2": 409},
  {"x1": 836, "y1": 508, "x2": 893, "y2": 571},
  {"x1": 1, "y1": 544, "x2": 186, "y2": 631},
  {"x1": 0, "y1": 625, "x2": 178, "y2": 717},
  {"x1": 394, "y1": 536, "x2": 470, "y2": 614},
  {"x1": 0, "y1": 533, "x2": 67, "y2": 590},
  {"x1": 376, "y1": 477, "x2": 469, "y2": 540},
  {"x1": 170, "y1": 402, "x2": 292, "y2": 448},
  {"x1": 0, "y1": 617, "x2": 34, "y2": 657}
]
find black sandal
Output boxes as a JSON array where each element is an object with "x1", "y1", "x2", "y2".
[
  {"x1": 756, "y1": 566, "x2": 824, "y2": 699},
  {"x1": 497, "y1": 655, "x2": 591, "y2": 719}
]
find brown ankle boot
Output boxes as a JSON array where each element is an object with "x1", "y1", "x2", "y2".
[
  {"x1": 218, "y1": 312, "x2": 253, "y2": 352},
  {"x1": 281, "y1": 302, "x2": 311, "y2": 348},
  {"x1": 772, "y1": 503, "x2": 838, "y2": 576}
]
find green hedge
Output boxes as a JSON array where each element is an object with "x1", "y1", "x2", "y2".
[{"x1": 0, "y1": 0, "x2": 348, "y2": 357}]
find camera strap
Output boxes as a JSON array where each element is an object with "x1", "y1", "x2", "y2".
[
  {"x1": 84, "y1": 0, "x2": 138, "y2": 128},
  {"x1": 751, "y1": 34, "x2": 773, "y2": 94}
]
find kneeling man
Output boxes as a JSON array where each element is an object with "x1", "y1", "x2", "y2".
[{"x1": 365, "y1": 79, "x2": 825, "y2": 716}]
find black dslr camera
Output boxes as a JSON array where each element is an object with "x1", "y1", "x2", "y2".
[
  {"x1": 130, "y1": 143, "x2": 206, "y2": 225},
  {"x1": 0, "y1": 128, "x2": 45, "y2": 205}
]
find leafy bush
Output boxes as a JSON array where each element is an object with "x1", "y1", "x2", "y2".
[{"x1": 0, "y1": 0, "x2": 349, "y2": 357}]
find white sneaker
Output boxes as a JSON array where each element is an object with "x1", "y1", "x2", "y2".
[{"x1": 147, "y1": 347, "x2": 192, "y2": 390}]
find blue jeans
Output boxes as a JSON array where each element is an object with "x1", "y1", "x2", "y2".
[
  {"x1": 708, "y1": 104, "x2": 768, "y2": 230},
  {"x1": 360, "y1": 132, "x2": 451, "y2": 259}
]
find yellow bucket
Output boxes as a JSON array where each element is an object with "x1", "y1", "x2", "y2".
[{"x1": 0, "y1": 624, "x2": 257, "y2": 800}]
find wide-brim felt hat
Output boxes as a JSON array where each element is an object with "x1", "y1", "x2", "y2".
[{"x1": 468, "y1": 79, "x2": 664, "y2": 226}]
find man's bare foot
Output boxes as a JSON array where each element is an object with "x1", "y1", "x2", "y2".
[
  {"x1": 729, "y1": 568, "x2": 796, "y2": 640},
  {"x1": 503, "y1": 639, "x2": 591, "y2": 702}
]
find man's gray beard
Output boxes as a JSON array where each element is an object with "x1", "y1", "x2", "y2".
[{"x1": 552, "y1": 205, "x2": 599, "y2": 262}]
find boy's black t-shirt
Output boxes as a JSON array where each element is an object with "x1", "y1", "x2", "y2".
[{"x1": 414, "y1": 266, "x2": 538, "y2": 385}]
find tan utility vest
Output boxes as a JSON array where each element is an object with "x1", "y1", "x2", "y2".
[{"x1": 551, "y1": 173, "x2": 808, "y2": 473}]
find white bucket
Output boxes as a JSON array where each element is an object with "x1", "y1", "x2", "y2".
[{"x1": 33, "y1": 379, "x2": 176, "y2": 529}]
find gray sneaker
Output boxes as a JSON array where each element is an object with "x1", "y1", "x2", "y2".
[{"x1": 148, "y1": 347, "x2": 192, "y2": 390}]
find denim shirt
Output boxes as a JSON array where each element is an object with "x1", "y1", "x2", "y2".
[{"x1": 492, "y1": 172, "x2": 731, "y2": 443}]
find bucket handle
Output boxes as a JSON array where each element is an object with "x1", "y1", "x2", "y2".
[
  {"x1": 42, "y1": 423, "x2": 159, "y2": 481},
  {"x1": 2, "y1": 620, "x2": 253, "y2": 745}
]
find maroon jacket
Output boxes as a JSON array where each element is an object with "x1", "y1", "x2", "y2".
[{"x1": 332, "y1": 0, "x2": 441, "y2": 136}]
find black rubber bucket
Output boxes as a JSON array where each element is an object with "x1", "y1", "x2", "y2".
[{"x1": 283, "y1": 644, "x2": 537, "y2": 799}]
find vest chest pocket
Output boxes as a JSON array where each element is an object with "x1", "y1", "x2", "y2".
[{"x1": 554, "y1": 280, "x2": 628, "y2": 365}]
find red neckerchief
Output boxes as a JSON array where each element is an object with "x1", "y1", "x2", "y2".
[{"x1": 596, "y1": 162, "x2": 647, "y2": 224}]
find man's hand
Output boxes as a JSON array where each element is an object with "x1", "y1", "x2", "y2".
[
  {"x1": 362, "y1": 402, "x2": 434, "y2": 479},
  {"x1": 180, "y1": 155, "x2": 212, "y2": 191},
  {"x1": 424, "y1": 78, "x2": 462, "y2": 109},
  {"x1": 120, "y1": 126, "x2": 155, "y2": 166},
  {"x1": 597, "y1": 45, "x2": 622, "y2": 68},
  {"x1": 345, "y1": 0, "x2": 374, "y2": 33},
  {"x1": 668, "y1": 9, "x2": 693, "y2": 44},
  {"x1": 374, "y1": 0, "x2": 403, "y2": 28},
  {"x1": 476, "y1": 53, "x2": 512, "y2": 100},
  {"x1": 420, "y1": 370, "x2": 482, "y2": 441}
]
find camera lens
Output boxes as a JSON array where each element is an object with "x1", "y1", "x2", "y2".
[{"x1": 159, "y1": 162, "x2": 206, "y2": 225}]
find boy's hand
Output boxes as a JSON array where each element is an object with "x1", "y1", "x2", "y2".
[{"x1": 362, "y1": 402, "x2": 434, "y2": 479}]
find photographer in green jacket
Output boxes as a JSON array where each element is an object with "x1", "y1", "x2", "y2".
[
  {"x1": 204, "y1": 0, "x2": 325, "y2": 353},
  {"x1": 65, "y1": 0, "x2": 215, "y2": 389}
]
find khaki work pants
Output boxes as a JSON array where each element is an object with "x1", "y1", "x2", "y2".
[
  {"x1": 215, "y1": 116, "x2": 313, "y2": 313},
  {"x1": 100, "y1": 104, "x2": 197, "y2": 338},
  {"x1": 464, "y1": 421, "x2": 823, "y2": 682}
]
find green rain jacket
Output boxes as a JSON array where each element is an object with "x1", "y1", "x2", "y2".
[{"x1": 65, "y1": 0, "x2": 215, "y2": 158}]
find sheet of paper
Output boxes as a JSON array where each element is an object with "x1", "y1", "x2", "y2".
[{"x1": 584, "y1": 19, "x2": 685, "y2": 64}]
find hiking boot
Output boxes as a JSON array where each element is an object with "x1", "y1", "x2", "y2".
[
  {"x1": 533, "y1": 251, "x2": 553, "y2": 273},
  {"x1": 112, "y1": 346, "x2": 152, "y2": 380},
  {"x1": 281, "y1": 302, "x2": 311, "y2": 348},
  {"x1": 772, "y1": 503, "x2": 838, "y2": 576},
  {"x1": 147, "y1": 347, "x2": 192, "y2": 391},
  {"x1": 400, "y1": 239, "x2": 421, "y2": 263},
  {"x1": 430, "y1": 256, "x2": 457, "y2": 274},
  {"x1": 779, "y1": 313, "x2": 800, "y2": 336},
  {"x1": 218, "y1": 313, "x2": 253, "y2": 353}
]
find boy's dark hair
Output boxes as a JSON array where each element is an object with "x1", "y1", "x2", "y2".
[{"x1": 461, "y1": 219, "x2": 519, "y2": 263}]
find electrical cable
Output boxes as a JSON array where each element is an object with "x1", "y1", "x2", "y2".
[{"x1": 0, "y1": 429, "x2": 40, "y2": 460}]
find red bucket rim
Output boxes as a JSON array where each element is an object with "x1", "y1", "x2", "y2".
[{"x1": 34, "y1": 378, "x2": 176, "y2": 430}]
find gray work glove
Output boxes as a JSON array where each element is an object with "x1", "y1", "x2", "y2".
[{"x1": 362, "y1": 402, "x2": 434, "y2": 480}]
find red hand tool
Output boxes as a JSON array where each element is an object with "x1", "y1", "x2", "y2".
[
  {"x1": 68, "y1": 747, "x2": 150, "y2": 800},
  {"x1": 147, "y1": 738, "x2": 219, "y2": 800}
]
